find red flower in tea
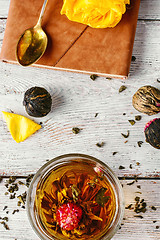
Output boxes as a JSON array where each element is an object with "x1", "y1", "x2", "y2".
[{"x1": 56, "y1": 202, "x2": 83, "y2": 230}]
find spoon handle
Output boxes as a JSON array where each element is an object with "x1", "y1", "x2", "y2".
[{"x1": 36, "y1": 0, "x2": 48, "y2": 27}]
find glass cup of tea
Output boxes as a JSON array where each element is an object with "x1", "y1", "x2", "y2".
[{"x1": 27, "y1": 153, "x2": 124, "y2": 240}]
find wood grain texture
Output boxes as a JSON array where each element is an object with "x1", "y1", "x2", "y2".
[
  {"x1": 0, "y1": 19, "x2": 5, "y2": 50},
  {"x1": 0, "y1": 2, "x2": 160, "y2": 175},
  {"x1": 0, "y1": 1, "x2": 160, "y2": 240},
  {"x1": 0, "y1": 22, "x2": 160, "y2": 177},
  {"x1": 0, "y1": 0, "x2": 9, "y2": 18},
  {"x1": 0, "y1": 178, "x2": 159, "y2": 240},
  {"x1": 138, "y1": 0, "x2": 160, "y2": 20}
]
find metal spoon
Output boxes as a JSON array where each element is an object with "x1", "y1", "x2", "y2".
[{"x1": 16, "y1": 0, "x2": 48, "y2": 66}]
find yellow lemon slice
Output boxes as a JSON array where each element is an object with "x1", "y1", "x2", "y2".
[
  {"x1": 2, "y1": 111, "x2": 41, "y2": 143},
  {"x1": 61, "y1": 0, "x2": 130, "y2": 28}
]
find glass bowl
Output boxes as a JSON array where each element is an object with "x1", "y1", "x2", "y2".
[{"x1": 27, "y1": 153, "x2": 124, "y2": 240}]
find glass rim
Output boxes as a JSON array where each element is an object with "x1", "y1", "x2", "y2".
[{"x1": 27, "y1": 153, "x2": 125, "y2": 240}]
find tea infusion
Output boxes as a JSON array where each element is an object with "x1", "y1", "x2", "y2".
[{"x1": 35, "y1": 161, "x2": 116, "y2": 239}]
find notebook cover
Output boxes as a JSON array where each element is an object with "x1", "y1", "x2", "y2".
[{"x1": 0, "y1": 0, "x2": 140, "y2": 79}]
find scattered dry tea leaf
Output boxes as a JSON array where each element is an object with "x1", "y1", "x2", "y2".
[
  {"x1": 137, "y1": 141, "x2": 143, "y2": 147},
  {"x1": 151, "y1": 206, "x2": 157, "y2": 211},
  {"x1": 134, "y1": 215, "x2": 143, "y2": 219},
  {"x1": 17, "y1": 192, "x2": 27, "y2": 206},
  {"x1": 12, "y1": 209, "x2": 19, "y2": 214},
  {"x1": 127, "y1": 180, "x2": 135, "y2": 186},
  {"x1": 134, "y1": 197, "x2": 147, "y2": 214},
  {"x1": 135, "y1": 115, "x2": 142, "y2": 121},
  {"x1": 18, "y1": 181, "x2": 24, "y2": 185},
  {"x1": 0, "y1": 221, "x2": 9, "y2": 230},
  {"x1": 0, "y1": 217, "x2": 9, "y2": 230},
  {"x1": 0, "y1": 176, "x2": 2, "y2": 183},
  {"x1": 2, "y1": 217, "x2": 8, "y2": 222},
  {"x1": 113, "y1": 152, "x2": 118, "y2": 156},
  {"x1": 128, "y1": 120, "x2": 135, "y2": 125},
  {"x1": 96, "y1": 142, "x2": 105, "y2": 148},
  {"x1": 119, "y1": 85, "x2": 127, "y2": 93},
  {"x1": 26, "y1": 174, "x2": 34, "y2": 187},
  {"x1": 3, "y1": 206, "x2": 7, "y2": 211},
  {"x1": 72, "y1": 127, "x2": 80, "y2": 134},
  {"x1": 125, "y1": 204, "x2": 133, "y2": 210},
  {"x1": 121, "y1": 130, "x2": 129, "y2": 138},
  {"x1": 131, "y1": 56, "x2": 136, "y2": 62},
  {"x1": 90, "y1": 74, "x2": 98, "y2": 80},
  {"x1": 135, "y1": 196, "x2": 140, "y2": 202},
  {"x1": 8, "y1": 183, "x2": 18, "y2": 193},
  {"x1": 119, "y1": 166, "x2": 125, "y2": 170},
  {"x1": 7, "y1": 176, "x2": 16, "y2": 184}
]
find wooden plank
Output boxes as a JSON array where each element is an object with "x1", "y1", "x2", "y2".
[
  {"x1": 130, "y1": 20, "x2": 160, "y2": 77},
  {"x1": 0, "y1": 19, "x2": 5, "y2": 49},
  {"x1": 0, "y1": 0, "x2": 9, "y2": 18},
  {"x1": 0, "y1": 178, "x2": 159, "y2": 239},
  {"x1": 0, "y1": 58, "x2": 160, "y2": 177},
  {"x1": 0, "y1": 20, "x2": 160, "y2": 176},
  {"x1": 0, "y1": 0, "x2": 160, "y2": 20},
  {"x1": 0, "y1": 12, "x2": 160, "y2": 177},
  {"x1": 115, "y1": 179, "x2": 160, "y2": 239},
  {"x1": 138, "y1": 0, "x2": 160, "y2": 20}
]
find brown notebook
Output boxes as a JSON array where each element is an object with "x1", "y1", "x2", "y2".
[{"x1": 0, "y1": 0, "x2": 140, "y2": 79}]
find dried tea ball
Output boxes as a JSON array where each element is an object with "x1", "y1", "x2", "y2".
[
  {"x1": 132, "y1": 86, "x2": 160, "y2": 115},
  {"x1": 23, "y1": 87, "x2": 52, "y2": 117},
  {"x1": 145, "y1": 118, "x2": 160, "y2": 149}
]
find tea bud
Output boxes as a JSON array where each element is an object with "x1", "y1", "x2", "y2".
[
  {"x1": 145, "y1": 118, "x2": 160, "y2": 149},
  {"x1": 132, "y1": 86, "x2": 160, "y2": 115}
]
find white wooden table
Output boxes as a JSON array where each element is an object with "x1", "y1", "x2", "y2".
[{"x1": 0, "y1": 0, "x2": 160, "y2": 239}]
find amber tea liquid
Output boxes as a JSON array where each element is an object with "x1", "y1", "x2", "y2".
[{"x1": 35, "y1": 160, "x2": 117, "y2": 240}]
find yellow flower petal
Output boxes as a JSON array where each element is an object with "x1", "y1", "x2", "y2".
[
  {"x1": 2, "y1": 111, "x2": 41, "y2": 143},
  {"x1": 61, "y1": 0, "x2": 130, "y2": 28}
]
